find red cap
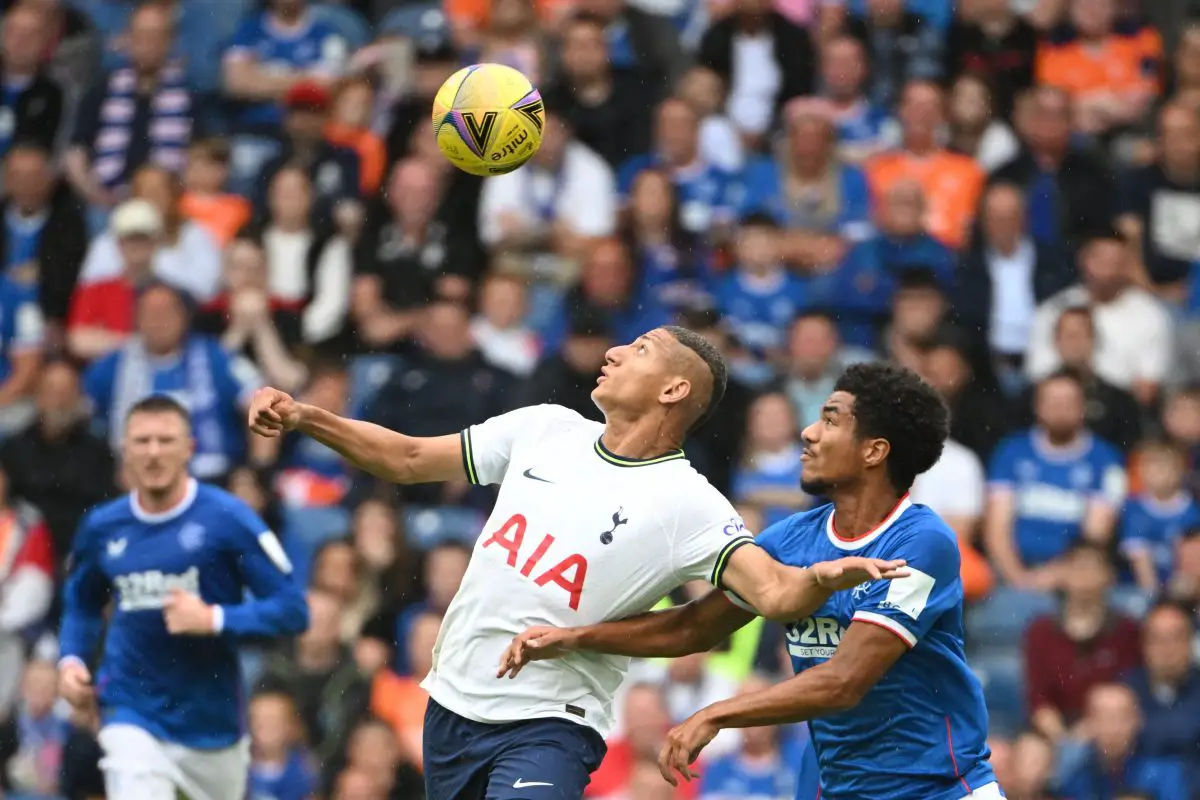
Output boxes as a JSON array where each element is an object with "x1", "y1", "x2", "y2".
[{"x1": 284, "y1": 80, "x2": 330, "y2": 112}]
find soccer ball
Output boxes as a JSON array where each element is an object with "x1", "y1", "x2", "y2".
[{"x1": 432, "y1": 63, "x2": 545, "y2": 177}]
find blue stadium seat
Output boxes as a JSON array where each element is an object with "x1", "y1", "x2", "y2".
[
  {"x1": 965, "y1": 587, "x2": 1057, "y2": 656},
  {"x1": 405, "y1": 506, "x2": 486, "y2": 550},
  {"x1": 971, "y1": 651, "x2": 1027, "y2": 738},
  {"x1": 349, "y1": 354, "x2": 405, "y2": 418},
  {"x1": 379, "y1": 2, "x2": 448, "y2": 46},
  {"x1": 311, "y1": 3, "x2": 372, "y2": 52},
  {"x1": 281, "y1": 505, "x2": 352, "y2": 587}
]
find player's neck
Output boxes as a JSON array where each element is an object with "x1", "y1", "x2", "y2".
[
  {"x1": 135, "y1": 479, "x2": 191, "y2": 515},
  {"x1": 600, "y1": 416, "x2": 683, "y2": 461},
  {"x1": 829, "y1": 482, "x2": 905, "y2": 538}
]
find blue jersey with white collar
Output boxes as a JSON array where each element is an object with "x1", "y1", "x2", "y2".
[
  {"x1": 1119, "y1": 492, "x2": 1200, "y2": 585},
  {"x1": 753, "y1": 498, "x2": 994, "y2": 800},
  {"x1": 59, "y1": 480, "x2": 309, "y2": 749}
]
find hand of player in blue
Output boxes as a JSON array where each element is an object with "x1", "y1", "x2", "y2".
[
  {"x1": 811, "y1": 557, "x2": 909, "y2": 592},
  {"x1": 57, "y1": 659, "x2": 96, "y2": 713},
  {"x1": 658, "y1": 710, "x2": 719, "y2": 786},
  {"x1": 163, "y1": 589, "x2": 217, "y2": 635},
  {"x1": 496, "y1": 626, "x2": 579, "y2": 679}
]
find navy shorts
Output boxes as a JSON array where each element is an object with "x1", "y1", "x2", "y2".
[{"x1": 423, "y1": 698, "x2": 608, "y2": 800}]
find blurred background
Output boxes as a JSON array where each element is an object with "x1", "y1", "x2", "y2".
[{"x1": 0, "y1": 0, "x2": 1195, "y2": 797}]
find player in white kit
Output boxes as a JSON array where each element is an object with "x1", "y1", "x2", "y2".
[{"x1": 248, "y1": 325, "x2": 906, "y2": 799}]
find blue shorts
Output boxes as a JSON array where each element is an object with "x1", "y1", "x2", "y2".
[{"x1": 423, "y1": 698, "x2": 608, "y2": 799}]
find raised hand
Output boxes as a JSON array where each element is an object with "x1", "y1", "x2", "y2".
[
  {"x1": 811, "y1": 557, "x2": 909, "y2": 592},
  {"x1": 496, "y1": 626, "x2": 579, "y2": 679},
  {"x1": 248, "y1": 387, "x2": 302, "y2": 438}
]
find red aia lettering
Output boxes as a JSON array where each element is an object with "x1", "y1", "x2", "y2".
[{"x1": 481, "y1": 514, "x2": 588, "y2": 610}]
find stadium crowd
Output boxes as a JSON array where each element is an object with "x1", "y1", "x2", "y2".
[{"x1": 0, "y1": 0, "x2": 1195, "y2": 797}]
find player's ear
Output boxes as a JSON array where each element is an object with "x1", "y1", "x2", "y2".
[
  {"x1": 659, "y1": 376, "x2": 692, "y2": 408},
  {"x1": 862, "y1": 437, "x2": 890, "y2": 469}
]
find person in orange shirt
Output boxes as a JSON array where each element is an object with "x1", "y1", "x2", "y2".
[
  {"x1": 179, "y1": 139, "x2": 252, "y2": 247},
  {"x1": 370, "y1": 610, "x2": 442, "y2": 772},
  {"x1": 1035, "y1": 0, "x2": 1162, "y2": 135},
  {"x1": 866, "y1": 80, "x2": 985, "y2": 250},
  {"x1": 325, "y1": 76, "x2": 386, "y2": 197},
  {"x1": 446, "y1": 0, "x2": 573, "y2": 46}
]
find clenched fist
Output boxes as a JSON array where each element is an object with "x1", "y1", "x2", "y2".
[{"x1": 248, "y1": 387, "x2": 303, "y2": 438}]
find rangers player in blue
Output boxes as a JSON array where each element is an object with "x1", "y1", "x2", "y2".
[
  {"x1": 500, "y1": 362, "x2": 1001, "y2": 800},
  {"x1": 58, "y1": 395, "x2": 309, "y2": 800}
]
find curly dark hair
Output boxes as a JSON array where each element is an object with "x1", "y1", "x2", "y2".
[{"x1": 833, "y1": 362, "x2": 949, "y2": 493}]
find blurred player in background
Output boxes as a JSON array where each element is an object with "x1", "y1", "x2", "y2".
[
  {"x1": 58, "y1": 395, "x2": 309, "y2": 800},
  {"x1": 249, "y1": 325, "x2": 908, "y2": 800},
  {"x1": 502, "y1": 362, "x2": 1002, "y2": 800}
]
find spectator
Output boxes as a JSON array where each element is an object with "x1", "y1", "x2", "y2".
[
  {"x1": 267, "y1": 365, "x2": 354, "y2": 511},
  {"x1": 955, "y1": 182, "x2": 1075, "y2": 378},
  {"x1": 65, "y1": 199, "x2": 163, "y2": 361},
  {"x1": 65, "y1": 2, "x2": 191, "y2": 221},
  {"x1": 1117, "y1": 102, "x2": 1200, "y2": 288},
  {"x1": 1014, "y1": 306, "x2": 1143, "y2": 452},
  {"x1": 618, "y1": 98, "x2": 737, "y2": 239},
  {"x1": 0, "y1": 141, "x2": 87, "y2": 331},
  {"x1": 243, "y1": 165, "x2": 352, "y2": 350},
  {"x1": 382, "y1": 35, "x2": 461, "y2": 165},
  {"x1": 676, "y1": 66, "x2": 744, "y2": 174},
  {"x1": 918, "y1": 331, "x2": 1010, "y2": 463},
  {"x1": 199, "y1": 238, "x2": 309, "y2": 394},
  {"x1": 738, "y1": 99, "x2": 873, "y2": 271},
  {"x1": 259, "y1": 590, "x2": 371, "y2": 781},
  {"x1": 476, "y1": 0, "x2": 548, "y2": 85},
  {"x1": 1024, "y1": 543, "x2": 1142, "y2": 740},
  {"x1": 349, "y1": 499, "x2": 422, "y2": 623},
  {"x1": 867, "y1": 81, "x2": 985, "y2": 249},
  {"x1": 0, "y1": 3, "x2": 63, "y2": 159},
  {"x1": 1125, "y1": 602, "x2": 1200, "y2": 789},
  {"x1": 325, "y1": 75, "x2": 386, "y2": 197},
  {"x1": 370, "y1": 610, "x2": 441, "y2": 771},
  {"x1": 572, "y1": 0, "x2": 685, "y2": 99},
  {"x1": 695, "y1": 0, "x2": 816, "y2": 149},
  {"x1": 698, "y1": 676, "x2": 801, "y2": 798},
  {"x1": 588, "y1": 682, "x2": 674, "y2": 799},
  {"x1": 478, "y1": 110, "x2": 617, "y2": 263},
  {"x1": 1025, "y1": 230, "x2": 1173, "y2": 404},
  {"x1": 1119, "y1": 441, "x2": 1200, "y2": 593},
  {"x1": 944, "y1": 0, "x2": 1039, "y2": 119},
  {"x1": 0, "y1": 360, "x2": 115, "y2": 562},
  {"x1": 256, "y1": 81, "x2": 362, "y2": 234},
  {"x1": 946, "y1": 74, "x2": 1020, "y2": 172},
  {"x1": 76, "y1": 164, "x2": 222, "y2": 303},
  {"x1": 999, "y1": 730, "x2": 1058, "y2": 800},
  {"x1": 817, "y1": 34, "x2": 889, "y2": 164},
  {"x1": 985, "y1": 370, "x2": 1126, "y2": 587},
  {"x1": 353, "y1": 158, "x2": 483, "y2": 353},
  {"x1": 1167, "y1": 529, "x2": 1200, "y2": 615},
  {"x1": 180, "y1": 138, "x2": 253, "y2": 247},
  {"x1": 0, "y1": 473, "x2": 52, "y2": 715},
  {"x1": 0, "y1": 251, "x2": 42, "y2": 437},
  {"x1": 990, "y1": 86, "x2": 1116, "y2": 254},
  {"x1": 544, "y1": 12, "x2": 653, "y2": 171},
  {"x1": 82, "y1": 282, "x2": 263, "y2": 482},
  {"x1": 222, "y1": 0, "x2": 348, "y2": 133},
  {"x1": 1035, "y1": 0, "x2": 1162, "y2": 137},
  {"x1": 523, "y1": 306, "x2": 610, "y2": 423},
  {"x1": 470, "y1": 272, "x2": 539, "y2": 378},
  {"x1": 0, "y1": 659, "x2": 67, "y2": 798},
  {"x1": 247, "y1": 689, "x2": 319, "y2": 800},
  {"x1": 844, "y1": 0, "x2": 944, "y2": 112},
  {"x1": 27, "y1": 0, "x2": 100, "y2": 108},
  {"x1": 1058, "y1": 683, "x2": 1188, "y2": 800},
  {"x1": 780, "y1": 310, "x2": 872, "y2": 429},
  {"x1": 732, "y1": 392, "x2": 809, "y2": 527},
  {"x1": 337, "y1": 717, "x2": 423, "y2": 800},
  {"x1": 879, "y1": 269, "x2": 948, "y2": 372},
  {"x1": 621, "y1": 168, "x2": 712, "y2": 320},
  {"x1": 713, "y1": 213, "x2": 808, "y2": 365},
  {"x1": 810, "y1": 178, "x2": 954, "y2": 350}
]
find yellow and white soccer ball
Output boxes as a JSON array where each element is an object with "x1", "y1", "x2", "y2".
[{"x1": 432, "y1": 63, "x2": 544, "y2": 177}]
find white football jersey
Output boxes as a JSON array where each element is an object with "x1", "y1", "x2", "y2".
[{"x1": 420, "y1": 404, "x2": 754, "y2": 737}]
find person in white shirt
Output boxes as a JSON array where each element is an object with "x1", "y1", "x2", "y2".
[
  {"x1": 1025, "y1": 229, "x2": 1172, "y2": 405},
  {"x1": 248, "y1": 325, "x2": 903, "y2": 800}
]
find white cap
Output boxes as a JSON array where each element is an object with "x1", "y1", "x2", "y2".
[{"x1": 110, "y1": 199, "x2": 164, "y2": 238}]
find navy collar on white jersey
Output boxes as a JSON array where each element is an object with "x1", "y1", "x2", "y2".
[
  {"x1": 130, "y1": 478, "x2": 198, "y2": 524},
  {"x1": 825, "y1": 494, "x2": 912, "y2": 551}
]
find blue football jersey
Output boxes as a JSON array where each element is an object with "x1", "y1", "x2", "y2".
[
  {"x1": 987, "y1": 430, "x2": 1127, "y2": 567},
  {"x1": 59, "y1": 480, "x2": 309, "y2": 749},
  {"x1": 1119, "y1": 492, "x2": 1200, "y2": 585},
  {"x1": 713, "y1": 269, "x2": 809, "y2": 356},
  {"x1": 753, "y1": 498, "x2": 995, "y2": 800}
]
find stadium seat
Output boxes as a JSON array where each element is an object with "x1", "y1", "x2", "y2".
[
  {"x1": 971, "y1": 652, "x2": 1027, "y2": 738},
  {"x1": 281, "y1": 505, "x2": 352, "y2": 587},
  {"x1": 965, "y1": 587, "x2": 1058, "y2": 655},
  {"x1": 405, "y1": 506, "x2": 487, "y2": 550},
  {"x1": 310, "y1": 3, "x2": 372, "y2": 52},
  {"x1": 348, "y1": 354, "x2": 405, "y2": 418},
  {"x1": 379, "y1": 2, "x2": 447, "y2": 45}
]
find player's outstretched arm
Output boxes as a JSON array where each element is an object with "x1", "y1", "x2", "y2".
[
  {"x1": 217, "y1": 506, "x2": 310, "y2": 638},
  {"x1": 247, "y1": 387, "x2": 465, "y2": 485},
  {"x1": 497, "y1": 589, "x2": 755, "y2": 678},
  {"x1": 720, "y1": 546, "x2": 910, "y2": 622}
]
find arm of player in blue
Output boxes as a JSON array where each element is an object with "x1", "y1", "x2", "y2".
[
  {"x1": 59, "y1": 511, "x2": 112, "y2": 664},
  {"x1": 215, "y1": 501, "x2": 309, "y2": 638}
]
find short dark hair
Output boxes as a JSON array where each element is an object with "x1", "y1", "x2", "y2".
[
  {"x1": 663, "y1": 325, "x2": 727, "y2": 433},
  {"x1": 833, "y1": 362, "x2": 949, "y2": 492},
  {"x1": 125, "y1": 394, "x2": 190, "y2": 424}
]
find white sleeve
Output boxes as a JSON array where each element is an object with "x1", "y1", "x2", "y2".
[
  {"x1": 1135, "y1": 302, "x2": 1173, "y2": 382},
  {"x1": 1024, "y1": 300, "x2": 1062, "y2": 381},
  {"x1": 461, "y1": 405, "x2": 577, "y2": 486},
  {"x1": 302, "y1": 237, "x2": 352, "y2": 343},
  {"x1": 11, "y1": 301, "x2": 44, "y2": 350},
  {"x1": 477, "y1": 173, "x2": 526, "y2": 247},
  {"x1": 78, "y1": 234, "x2": 122, "y2": 286},
  {"x1": 668, "y1": 486, "x2": 756, "y2": 587},
  {"x1": 564, "y1": 148, "x2": 617, "y2": 238}
]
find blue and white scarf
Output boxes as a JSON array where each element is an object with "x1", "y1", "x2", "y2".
[
  {"x1": 92, "y1": 62, "x2": 192, "y2": 189},
  {"x1": 110, "y1": 336, "x2": 228, "y2": 477}
]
